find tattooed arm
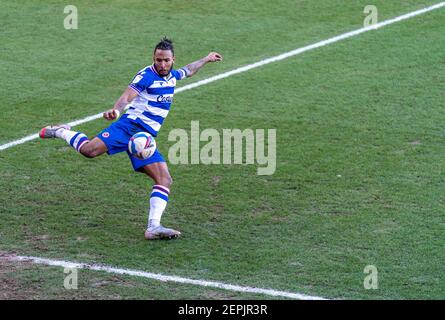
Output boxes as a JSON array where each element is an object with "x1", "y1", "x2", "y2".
[{"x1": 183, "y1": 52, "x2": 223, "y2": 77}]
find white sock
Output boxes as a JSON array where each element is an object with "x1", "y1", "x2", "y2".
[
  {"x1": 57, "y1": 129, "x2": 89, "y2": 153},
  {"x1": 147, "y1": 185, "x2": 170, "y2": 230},
  {"x1": 56, "y1": 128, "x2": 71, "y2": 140}
]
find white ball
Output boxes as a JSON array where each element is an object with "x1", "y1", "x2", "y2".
[
  {"x1": 114, "y1": 109, "x2": 120, "y2": 119},
  {"x1": 128, "y1": 132, "x2": 156, "y2": 160}
]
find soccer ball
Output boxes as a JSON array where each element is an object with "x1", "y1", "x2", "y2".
[{"x1": 128, "y1": 132, "x2": 157, "y2": 160}]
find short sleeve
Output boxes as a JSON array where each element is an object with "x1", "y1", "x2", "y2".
[
  {"x1": 129, "y1": 70, "x2": 153, "y2": 93},
  {"x1": 171, "y1": 68, "x2": 189, "y2": 81}
]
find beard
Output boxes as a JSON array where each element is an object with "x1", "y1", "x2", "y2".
[{"x1": 154, "y1": 64, "x2": 172, "y2": 76}]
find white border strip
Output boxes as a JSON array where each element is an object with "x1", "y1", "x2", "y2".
[
  {"x1": 8, "y1": 255, "x2": 327, "y2": 300},
  {"x1": 1, "y1": 1, "x2": 444, "y2": 152}
]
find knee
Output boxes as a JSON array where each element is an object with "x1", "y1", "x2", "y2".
[
  {"x1": 80, "y1": 144, "x2": 100, "y2": 158},
  {"x1": 164, "y1": 175, "x2": 173, "y2": 189},
  {"x1": 158, "y1": 175, "x2": 173, "y2": 189}
]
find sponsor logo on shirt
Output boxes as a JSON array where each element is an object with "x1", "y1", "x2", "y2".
[{"x1": 157, "y1": 95, "x2": 173, "y2": 103}]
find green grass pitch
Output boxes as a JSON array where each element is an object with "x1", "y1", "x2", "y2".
[{"x1": 0, "y1": 0, "x2": 444, "y2": 299}]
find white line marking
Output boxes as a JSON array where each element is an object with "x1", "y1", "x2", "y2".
[
  {"x1": 1, "y1": 1, "x2": 444, "y2": 152},
  {"x1": 7, "y1": 255, "x2": 327, "y2": 300}
]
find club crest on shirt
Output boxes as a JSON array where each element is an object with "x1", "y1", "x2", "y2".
[{"x1": 102, "y1": 132, "x2": 110, "y2": 138}]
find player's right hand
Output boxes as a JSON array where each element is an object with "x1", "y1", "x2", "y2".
[{"x1": 103, "y1": 109, "x2": 119, "y2": 121}]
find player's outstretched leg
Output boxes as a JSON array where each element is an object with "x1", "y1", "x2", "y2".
[
  {"x1": 40, "y1": 125, "x2": 107, "y2": 158},
  {"x1": 40, "y1": 124, "x2": 89, "y2": 152},
  {"x1": 142, "y1": 162, "x2": 181, "y2": 240}
]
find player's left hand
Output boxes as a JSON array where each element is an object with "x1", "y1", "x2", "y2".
[{"x1": 206, "y1": 52, "x2": 223, "y2": 62}]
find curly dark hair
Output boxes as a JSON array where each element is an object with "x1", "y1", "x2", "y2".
[{"x1": 154, "y1": 37, "x2": 174, "y2": 55}]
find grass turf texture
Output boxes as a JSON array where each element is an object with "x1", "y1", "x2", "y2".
[{"x1": 0, "y1": 1, "x2": 444, "y2": 299}]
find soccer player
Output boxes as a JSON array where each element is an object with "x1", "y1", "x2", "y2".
[{"x1": 40, "y1": 37, "x2": 223, "y2": 240}]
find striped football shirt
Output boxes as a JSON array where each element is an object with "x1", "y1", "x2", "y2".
[{"x1": 123, "y1": 65, "x2": 188, "y2": 136}]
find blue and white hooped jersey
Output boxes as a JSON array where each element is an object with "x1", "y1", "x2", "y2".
[{"x1": 123, "y1": 65, "x2": 188, "y2": 136}]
